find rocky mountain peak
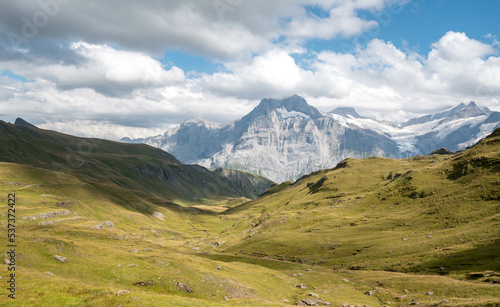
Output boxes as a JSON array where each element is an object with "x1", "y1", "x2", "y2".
[
  {"x1": 447, "y1": 101, "x2": 491, "y2": 120},
  {"x1": 14, "y1": 118, "x2": 37, "y2": 128},
  {"x1": 330, "y1": 107, "x2": 363, "y2": 119},
  {"x1": 248, "y1": 95, "x2": 323, "y2": 120}
]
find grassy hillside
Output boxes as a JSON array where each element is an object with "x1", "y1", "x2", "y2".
[
  {"x1": 216, "y1": 129, "x2": 499, "y2": 274},
  {"x1": 0, "y1": 120, "x2": 272, "y2": 204},
  {"x1": 0, "y1": 125, "x2": 498, "y2": 306}
]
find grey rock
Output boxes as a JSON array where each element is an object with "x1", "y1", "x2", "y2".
[
  {"x1": 176, "y1": 282, "x2": 193, "y2": 293},
  {"x1": 116, "y1": 290, "x2": 129, "y2": 297},
  {"x1": 296, "y1": 283, "x2": 307, "y2": 289},
  {"x1": 131, "y1": 248, "x2": 138, "y2": 253},
  {"x1": 299, "y1": 298, "x2": 331, "y2": 306},
  {"x1": 309, "y1": 292, "x2": 319, "y2": 298},
  {"x1": 54, "y1": 255, "x2": 67, "y2": 263},
  {"x1": 104, "y1": 221, "x2": 115, "y2": 227}
]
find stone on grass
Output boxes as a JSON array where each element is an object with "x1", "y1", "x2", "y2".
[
  {"x1": 296, "y1": 283, "x2": 307, "y2": 289},
  {"x1": 309, "y1": 292, "x2": 319, "y2": 298},
  {"x1": 176, "y1": 282, "x2": 193, "y2": 293},
  {"x1": 54, "y1": 255, "x2": 67, "y2": 263},
  {"x1": 116, "y1": 290, "x2": 129, "y2": 297},
  {"x1": 131, "y1": 248, "x2": 138, "y2": 253},
  {"x1": 299, "y1": 298, "x2": 331, "y2": 306},
  {"x1": 104, "y1": 221, "x2": 114, "y2": 227}
]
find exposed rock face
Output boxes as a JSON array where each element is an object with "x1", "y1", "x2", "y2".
[{"x1": 123, "y1": 96, "x2": 500, "y2": 183}]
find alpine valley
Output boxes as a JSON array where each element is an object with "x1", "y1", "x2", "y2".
[
  {"x1": 123, "y1": 95, "x2": 500, "y2": 182},
  {"x1": 0, "y1": 117, "x2": 499, "y2": 306}
]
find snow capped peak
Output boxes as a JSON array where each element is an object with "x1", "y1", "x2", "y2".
[
  {"x1": 183, "y1": 118, "x2": 221, "y2": 129},
  {"x1": 404, "y1": 101, "x2": 492, "y2": 127},
  {"x1": 330, "y1": 107, "x2": 363, "y2": 119}
]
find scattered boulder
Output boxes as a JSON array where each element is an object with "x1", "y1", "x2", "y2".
[
  {"x1": 176, "y1": 282, "x2": 193, "y2": 293},
  {"x1": 306, "y1": 269, "x2": 312, "y2": 272},
  {"x1": 296, "y1": 283, "x2": 307, "y2": 289},
  {"x1": 298, "y1": 298, "x2": 331, "y2": 306},
  {"x1": 54, "y1": 255, "x2": 67, "y2": 263},
  {"x1": 4, "y1": 259, "x2": 10, "y2": 265},
  {"x1": 133, "y1": 281, "x2": 155, "y2": 286},
  {"x1": 309, "y1": 292, "x2": 319, "y2": 298},
  {"x1": 45, "y1": 272, "x2": 55, "y2": 276},
  {"x1": 131, "y1": 248, "x2": 138, "y2": 253},
  {"x1": 116, "y1": 290, "x2": 129, "y2": 297},
  {"x1": 283, "y1": 299, "x2": 290, "y2": 303},
  {"x1": 104, "y1": 221, "x2": 115, "y2": 228},
  {"x1": 425, "y1": 292, "x2": 434, "y2": 296},
  {"x1": 153, "y1": 212, "x2": 165, "y2": 220},
  {"x1": 143, "y1": 248, "x2": 151, "y2": 252},
  {"x1": 365, "y1": 290, "x2": 374, "y2": 296}
]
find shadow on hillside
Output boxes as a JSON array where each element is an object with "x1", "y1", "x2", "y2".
[{"x1": 412, "y1": 240, "x2": 500, "y2": 274}]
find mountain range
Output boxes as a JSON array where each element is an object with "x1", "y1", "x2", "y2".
[{"x1": 123, "y1": 95, "x2": 500, "y2": 182}]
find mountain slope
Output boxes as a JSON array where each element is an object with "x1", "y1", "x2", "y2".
[
  {"x1": 215, "y1": 128, "x2": 500, "y2": 276},
  {"x1": 0, "y1": 119, "x2": 273, "y2": 203},
  {"x1": 127, "y1": 95, "x2": 400, "y2": 182},
  {"x1": 124, "y1": 96, "x2": 500, "y2": 183}
]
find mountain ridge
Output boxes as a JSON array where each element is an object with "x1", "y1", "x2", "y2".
[
  {"x1": 0, "y1": 120, "x2": 273, "y2": 202},
  {"x1": 123, "y1": 95, "x2": 500, "y2": 182}
]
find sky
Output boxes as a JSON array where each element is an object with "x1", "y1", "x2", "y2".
[{"x1": 0, "y1": 0, "x2": 499, "y2": 140}]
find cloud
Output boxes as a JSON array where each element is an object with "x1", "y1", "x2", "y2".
[
  {"x1": 431, "y1": 31, "x2": 495, "y2": 61},
  {"x1": 0, "y1": 0, "x2": 405, "y2": 59},
  {"x1": 2, "y1": 42, "x2": 185, "y2": 96}
]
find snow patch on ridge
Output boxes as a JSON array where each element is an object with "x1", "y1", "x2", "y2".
[{"x1": 276, "y1": 107, "x2": 310, "y2": 119}]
